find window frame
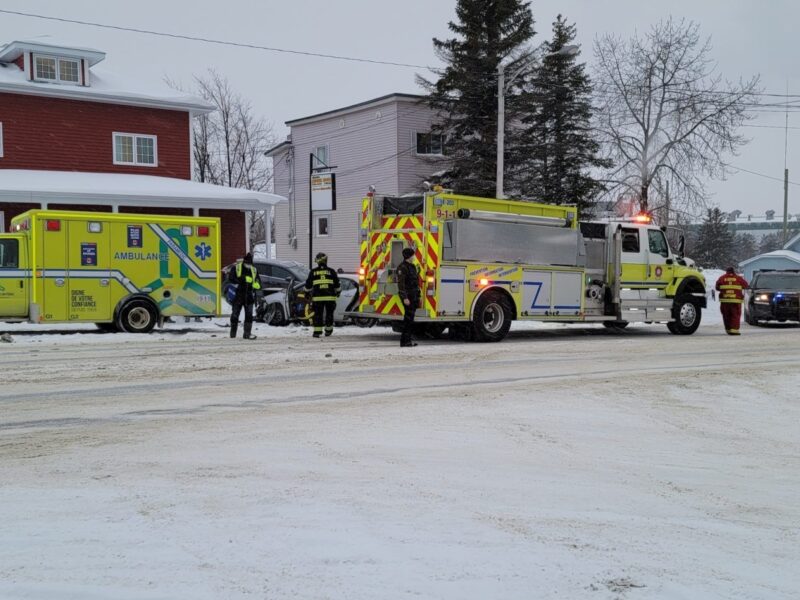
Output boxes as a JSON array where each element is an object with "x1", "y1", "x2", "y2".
[
  {"x1": 647, "y1": 229, "x2": 670, "y2": 258},
  {"x1": 0, "y1": 122, "x2": 3, "y2": 158},
  {"x1": 621, "y1": 227, "x2": 641, "y2": 253},
  {"x1": 112, "y1": 132, "x2": 158, "y2": 167},
  {"x1": 32, "y1": 53, "x2": 83, "y2": 85},
  {"x1": 312, "y1": 144, "x2": 330, "y2": 170},
  {"x1": 315, "y1": 214, "x2": 331, "y2": 237},
  {"x1": 0, "y1": 238, "x2": 19, "y2": 268},
  {"x1": 414, "y1": 131, "x2": 445, "y2": 156}
]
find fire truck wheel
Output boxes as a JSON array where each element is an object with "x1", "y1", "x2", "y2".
[
  {"x1": 472, "y1": 290, "x2": 513, "y2": 342},
  {"x1": 118, "y1": 299, "x2": 158, "y2": 334},
  {"x1": 667, "y1": 295, "x2": 702, "y2": 335}
]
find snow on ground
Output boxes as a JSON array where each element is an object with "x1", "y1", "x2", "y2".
[{"x1": 3, "y1": 276, "x2": 798, "y2": 599}]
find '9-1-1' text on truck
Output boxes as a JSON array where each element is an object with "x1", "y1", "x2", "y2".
[{"x1": 348, "y1": 189, "x2": 707, "y2": 342}]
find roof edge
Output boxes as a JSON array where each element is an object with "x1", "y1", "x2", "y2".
[
  {"x1": 0, "y1": 40, "x2": 106, "y2": 66},
  {"x1": 286, "y1": 93, "x2": 426, "y2": 127},
  {"x1": 0, "y1": 81, "x2": 214, "y2": 115}
]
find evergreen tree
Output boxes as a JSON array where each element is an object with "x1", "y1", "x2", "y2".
[
  {"x1": 732, "y1": 233, "x2": 758, "y2": 265},
  {"x1": 418, "y1": 0, "x2": 535, "y2": 197},
  {"x1": 758, "y1": 232, "x2": 783, "y2": 254},
  {"x1": 693, "y1": 208, "x2": 736, "y2": 268},
  {"x1": 517, "y1": 16, "x2": 608, "y2": 213}
]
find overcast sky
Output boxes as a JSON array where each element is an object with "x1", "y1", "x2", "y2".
[{"x1": 2, "y1": 0, "x2": 798, "y2": 217}]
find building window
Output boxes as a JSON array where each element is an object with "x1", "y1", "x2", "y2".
[
  {"x1": 315, "y1": 215, "x2": 331, "y2": 237},
  {"x1": 113, "y1": 133, "x2": 158, "y2": 167},
  {"x1": 33, "y1": 54, "x2": 82, "y2": 85},
  {"x1": 312, "y1": 145, "x2": 329, "y2": 169},
  {"x1": 415, "y1": 132, "x2": 444, "y2": 156}
]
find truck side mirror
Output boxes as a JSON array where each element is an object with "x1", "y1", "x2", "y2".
[{"x1": 678, "y1": 235, "x2": 685, "y2": 258}]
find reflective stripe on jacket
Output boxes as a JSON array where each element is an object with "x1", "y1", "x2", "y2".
[
  {"x1": 304, "y1": 265, "x2": 341, "y2": 301},
  {"x1": 234, "y1": 262, "x2": 262, "y2": 290},
  {"x1": 715, "y1": 273, "x2": 748, "y2": 304}
]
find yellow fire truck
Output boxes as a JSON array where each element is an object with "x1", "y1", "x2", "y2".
[
  {"x1": 0, "y1": 210, "x2": 221, "y2": 333},
  {"x1": 348, "y1": 190, "x2": 707, "y2": 342}
]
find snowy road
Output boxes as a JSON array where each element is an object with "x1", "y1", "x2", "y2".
[{"x1": 1, "y1": 321, "x2": 799, "y2": 599}]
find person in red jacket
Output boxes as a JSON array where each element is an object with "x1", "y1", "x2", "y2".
[{"x1": 715, "y1": 267, "x2": 749, "y2": 335}]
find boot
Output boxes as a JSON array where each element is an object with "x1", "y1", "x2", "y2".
[
  {"x1": 230, "y1": 321, "x2": 238, "y2": 338},
  {"x1": 324, "y1": 329, "x2": 333, "y2": 337},
  {"x1": 243, "y1": 322, "x2": 257, "y2": 340}
]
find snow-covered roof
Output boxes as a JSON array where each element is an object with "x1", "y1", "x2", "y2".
[
  {"x1": 784, "y1": 231, "x2": 800, "y2": 251},
  {"x1": 0, "y1": 48, "x2": 213, "y2": 115},
  {"x1": 0, "y1": 40, "x2": 106, "y2": 66},
  {"x1": 739, "y1": 249, "x2": 800, "y2": 267},
  {"x1": 0, "y1": 170, "x2": 285, "y2": 211}
]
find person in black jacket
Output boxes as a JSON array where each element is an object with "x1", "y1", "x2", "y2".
[
  {"x1": 228, "y1": 252, "x2": 261, "y2": 339},
  {"x1": 396, "y1": 247, "x2": 420, "y2": 347},
  {"x1": 304, "y1": 252, "x2": 341, "y2": 338}
]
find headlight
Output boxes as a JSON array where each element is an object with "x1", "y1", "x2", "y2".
[{"x1": 754, "y1": 293, "x2": 771, "y2": 304}]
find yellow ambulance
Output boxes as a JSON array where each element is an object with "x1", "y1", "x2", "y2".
[{"x1": 0, "y1": 210, "x2": 221, "y2": 333}]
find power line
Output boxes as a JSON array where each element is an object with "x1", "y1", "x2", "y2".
[
  {"x1": 0, "y1": 8, "x2": 433, "y2": 70},
  {"x1": 727, "y1": 164, "x2": 800, "y2": 187}
]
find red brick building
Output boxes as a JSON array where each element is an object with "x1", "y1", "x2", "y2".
[{"x1": 0, "y1": 40, "x2": 283, "y2": 265}]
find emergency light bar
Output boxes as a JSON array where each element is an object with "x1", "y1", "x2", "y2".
[{"x1": 456, "y1": 208, "x2": 568, "y2": 228}]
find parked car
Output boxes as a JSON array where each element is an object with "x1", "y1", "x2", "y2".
[
  {"x1": 262, "y1": 273, "x2": 367, "y2": 326},
  {"x1": 745, "y1": 269, "x2": 800, "y2": 326},
  {"x1": 222, "y1": 259, "x2": 310, "y2": 293}
]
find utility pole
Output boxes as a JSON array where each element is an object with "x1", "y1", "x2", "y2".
[
  {"x1": 783, "y1": 81, "x2": 790, "y2": 245},
  {"x1": 496, "y1": 63, "x2": 505, "y2": 200},
  {"x1": 495, "y1": 45, "x2": 580, "y2": 200}
]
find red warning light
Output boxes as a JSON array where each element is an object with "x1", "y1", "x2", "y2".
[
  {"x1": 198, "y1": 226, "x2": 210, "y2": 237},
  {"x1": 633, "y1": 213, "x2": 652, "y2": 224},
  {"x1": 45, "y1": 220, "x2": 61, "y2": 232}
]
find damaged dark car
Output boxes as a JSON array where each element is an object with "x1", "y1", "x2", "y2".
[{"x1": 745, "y1": 269, "x2": 800, "y2": 326}]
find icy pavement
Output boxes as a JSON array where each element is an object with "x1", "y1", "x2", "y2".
[{"x1": 1, "y1": 305, "x2": 799, "y2": 598}]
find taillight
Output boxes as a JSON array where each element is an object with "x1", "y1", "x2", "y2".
[{"x1": 46, "y1": 220, "x2": 61, "y2": 232}]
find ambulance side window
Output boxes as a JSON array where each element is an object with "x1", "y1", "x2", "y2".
[
  {"x1": 621, "y1": 228, "x2": 640, "y2": 253},
  {"x1": 0, "y1": 239, "x2": 18, "y2": 268},
  {"x1": 648, "y1": 229, "x2": 669, "y2": 257}
]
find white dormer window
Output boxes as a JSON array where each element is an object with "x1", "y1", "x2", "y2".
[{"x1": 33, "y1": 54, "x2": 83, "y2": 85}]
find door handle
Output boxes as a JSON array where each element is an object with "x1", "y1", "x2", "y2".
[{"x1": 19, "y1": 280, "x2": 24, "y2": 289}]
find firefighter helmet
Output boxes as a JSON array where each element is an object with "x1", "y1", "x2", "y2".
[{"x1": 315, "y1": 252, "x2": 328, "y2": 265}]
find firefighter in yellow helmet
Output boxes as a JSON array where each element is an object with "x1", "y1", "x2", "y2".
[
  {"x1": 304, "y1": 252, "x2": 341, "y2": 338},
  {"x1": 228, "y1": 252, "x2": 261, "y2": 339}
]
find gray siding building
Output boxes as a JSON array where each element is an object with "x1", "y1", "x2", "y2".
[{"x1": 266, "y1": 93, "x2": 447, "y2": 271}]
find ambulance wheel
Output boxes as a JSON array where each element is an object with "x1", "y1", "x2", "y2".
[
  {"x1": 472, "y1": 290, "x2": 512, "y2": 342},
  {"x1": 667, "y1": 295, "x2": 701, "y2": 335},
  {"x1": 117, "y1": 299, "x2": 158, "y2": 334}
]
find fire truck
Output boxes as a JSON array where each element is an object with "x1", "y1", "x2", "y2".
[{"x1": 348, "y1": 189, "x2": 706, "y2": 342}]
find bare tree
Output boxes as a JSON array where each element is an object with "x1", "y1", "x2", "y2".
[
  {"x1": 593, "y1": 18, "x2": 760, "y2": 219},
  {"x1": 171, "y1": 70, "x2": 278, "y2": 249}
]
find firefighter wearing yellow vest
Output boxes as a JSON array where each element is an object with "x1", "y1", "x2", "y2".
[
  {"x1": 715, "y1": 266, "x2": 749, "y2": 335},
  {"x1": 228, "y1": 252, "x2": 261, "y2": 339},
  {"x1": 304, "y1": 252, "x2": 341, "y2": 338}
]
